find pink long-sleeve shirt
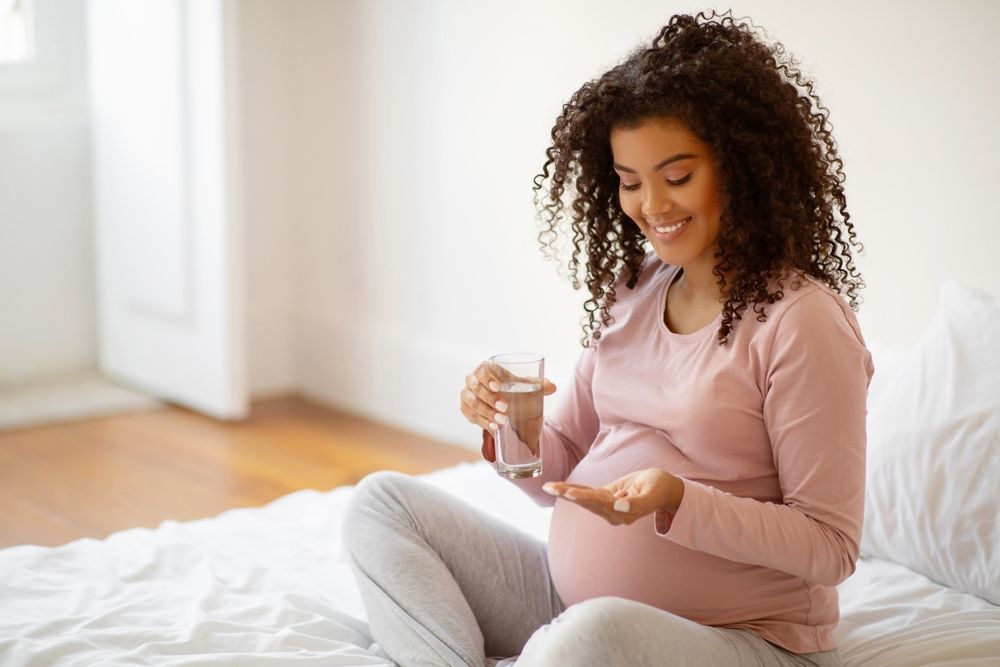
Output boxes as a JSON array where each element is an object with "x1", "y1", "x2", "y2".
[{"x1": 505, "y1": 254, "x2": 874, "y2": 654}]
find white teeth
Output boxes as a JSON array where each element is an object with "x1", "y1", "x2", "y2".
[{"x1": 655, "y1": 218, "x2": 690, "y2": 234}]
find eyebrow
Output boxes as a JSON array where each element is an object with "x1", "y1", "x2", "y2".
[{"x1": 612, "y1": 153, "x2": 698, "y2": 173}]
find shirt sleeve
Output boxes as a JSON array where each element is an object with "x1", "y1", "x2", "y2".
[
  {"x1": 499, "y1": 342, "x2": 601, "y2": 506},
  {"x1": 653, "y1": 290, "x2": 874, "y2": 586}
]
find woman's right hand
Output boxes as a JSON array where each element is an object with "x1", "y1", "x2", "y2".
[{"x1": 459, "y1": 362, "x2": 556, "y2": 463}]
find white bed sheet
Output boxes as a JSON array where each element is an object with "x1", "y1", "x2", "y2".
[{"x1": 2, "y1": 461, "x2": 997, "y2": 666}]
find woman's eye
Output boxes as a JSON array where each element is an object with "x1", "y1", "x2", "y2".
[{"x1": 618, "y1": 174, "x2": 692, "y2": 192}]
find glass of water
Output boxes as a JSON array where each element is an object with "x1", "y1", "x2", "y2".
[{"x1": 488, "y1": 353, "x2": 544, "y2": 479}]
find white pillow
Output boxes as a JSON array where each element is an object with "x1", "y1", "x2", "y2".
[{"x1": 861, "y1": 281, "x2": 1000, "y2": 605}]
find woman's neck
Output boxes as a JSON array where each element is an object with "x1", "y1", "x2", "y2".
[{"x1": 675, "y1": 261, "x2": 725, "y2": 305}]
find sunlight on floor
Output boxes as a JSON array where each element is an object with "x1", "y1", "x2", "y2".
[{"x1": 0, "y1": 372, "x2": 164, "y2": 431}]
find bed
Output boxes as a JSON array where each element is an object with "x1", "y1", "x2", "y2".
[{"x1": 2, "y1": 281, "x2": 998, "y2": 666}]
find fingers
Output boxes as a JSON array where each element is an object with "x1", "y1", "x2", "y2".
[
  {"x1": 543, "y1": 483, "x2": 627, "y2": 525},
  {"x1": 473, "y1": 363, "x2": 503, "y2": 393},
  {"x1": 483, "y1": 362, "x2": 518, "y2": 385},
  {"x1": 542, "y1": 468, "x2": 672, "y2": 526},
  {"x1": 460, "y1": 387, "x2": 503, "y2": 431},
  {"x1": 486, "y1": 362, "x2": 555, "y2": 396},
  {"x1": 562, "y1": 485, "x2": 614, "y2": 505},
  {"x1": 543, "y1": 482, "x2": 641, "y2": 526},
  {"x1": 603, "y1": 484, "x2": 634, "y2": 513},
  {"x1": 460, "y1": 362, "x2": 554, "y2": 461},
  {"x1": 460, "y1": 363, "x2": 507, "y2": 432}
]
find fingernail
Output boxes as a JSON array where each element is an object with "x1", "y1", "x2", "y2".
[
  {"x1": 495, "y1": 413, "x2": 508, "y2": 425},
  {"x1": 489, "y1": 381, "x2": 500, "y2": 392},
  {"x1": 542, "y1": 484, "x2": 559, "y2": 496},
  {"x1": 488, "y1": 422, "x2": 498, "y2": 431},
  {"x1": 614, "y1": 499, "x2": 631, "y2": 513},
  {"x1": 495, "y1": 400, "x2": 508, "y2": 413},
  {"x1": 470, "y1": 377, "x2": 479, "y2": 387}
]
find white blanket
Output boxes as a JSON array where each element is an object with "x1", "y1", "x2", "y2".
[{"x1": 2, "y1": 462, "x2": 998, "y2": 666}]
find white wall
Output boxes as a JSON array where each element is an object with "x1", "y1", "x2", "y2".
[
  {"x1": 0, "y1": 125, "x2": 94, "y2": 387},
  {"x1": 0, "y1": 0, "x2": 92, "y2": 388},
  {"x1": 10, "y1": 1, "x2": 990, "y2": 444},
  {"x1": 719, "y1": 0, "x2": 1000, "y2": 344},
  {"x1": 237, "y1": 0, "x2": 296, "y2": 398},
  {"x1": 256, "y1": 0, "x2": 999, "y2": 451},
  {"x1": 283, "y1": 0, "x2": 590, "y2": 448}
]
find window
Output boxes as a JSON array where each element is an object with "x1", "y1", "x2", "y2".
[{"x1": 0, "y1": 0, "x2": 34, "y2": 64}]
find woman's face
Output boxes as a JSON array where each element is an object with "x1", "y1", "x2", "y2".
[{"x1": 610, "y1": 116, "x2": 727, "y2": 271}]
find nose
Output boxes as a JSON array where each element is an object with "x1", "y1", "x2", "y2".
[{"x1": 640, "y1": 182, "x2": 675, "y2": 219}]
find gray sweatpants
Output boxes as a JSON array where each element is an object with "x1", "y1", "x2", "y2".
[{"x1": 342, "y1": 471, "x2": 844, "y2": 667}]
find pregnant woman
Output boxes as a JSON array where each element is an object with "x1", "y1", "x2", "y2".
[{"x1": 343, "y1": 9, "x2": 872, "y2": 666}]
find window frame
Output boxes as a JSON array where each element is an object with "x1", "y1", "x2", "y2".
[
  {"x1": 0, "y1": 0, "x2": 35, "y2": 65},
  {"x1": 0, "y1": 0, "x2": 88, "y2": 129}
]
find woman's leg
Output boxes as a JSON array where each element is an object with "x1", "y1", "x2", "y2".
[
  {"x1": 342, "y1": 471, "x2": 565, "y2": 667},
  {"x1": 517, "y1": 596, "x2": 843, "y2": 667}
]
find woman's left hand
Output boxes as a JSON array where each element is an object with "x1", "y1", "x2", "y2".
[{"x1": 543, "y1": 468, "x2": 684, "y2": 526}]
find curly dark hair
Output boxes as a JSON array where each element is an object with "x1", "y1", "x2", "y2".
[{"x1": 532, "y1": 9, "x2": 865, "y2": 346}]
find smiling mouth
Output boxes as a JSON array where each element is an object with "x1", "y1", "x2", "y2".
[{"x1": 653, "y1": 217, "x2": 691, "y2": 234}]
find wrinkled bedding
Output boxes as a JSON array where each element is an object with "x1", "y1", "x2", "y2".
[{"x1": 1, "y1": 462, "x2": 997, "y2": 666}]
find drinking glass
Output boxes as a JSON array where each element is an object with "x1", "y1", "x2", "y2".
[{"x1": 488, "y1": 353, "x2": 544, "y2": 479}]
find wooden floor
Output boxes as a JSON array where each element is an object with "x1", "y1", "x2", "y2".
[{"x1": 0, "y1": 395, "x2": 480, "y2": 549}]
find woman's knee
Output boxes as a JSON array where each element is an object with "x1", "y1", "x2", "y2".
[
  {"x1": 341, "y1": 470, "x2": 413, "y2": 544},
  {"x1": 353, "y1": 470, "x2": 412, "y2": 502},
  {"x1": 519, "y1": 597, "x2": 640, "y2": 665},
  {"x1": 519, "y1": 596, "x2": 712, "y2": 666}
]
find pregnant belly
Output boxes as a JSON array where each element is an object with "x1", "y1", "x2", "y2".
[{"x1": 546, "y1": 499, "x2": 805, "y2": 625}]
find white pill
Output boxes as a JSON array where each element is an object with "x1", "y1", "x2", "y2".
[{"x1": 613, "y1": 499, "x2": 631, "y2": 513}]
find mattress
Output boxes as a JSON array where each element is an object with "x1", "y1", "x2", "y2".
[{"x1": 2, "y1": 461, "x2": 997, "y2": 666}]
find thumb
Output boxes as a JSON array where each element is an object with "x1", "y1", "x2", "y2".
[{"x1": 542, "y1": 378, "x2": 557, "y2": 396}]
